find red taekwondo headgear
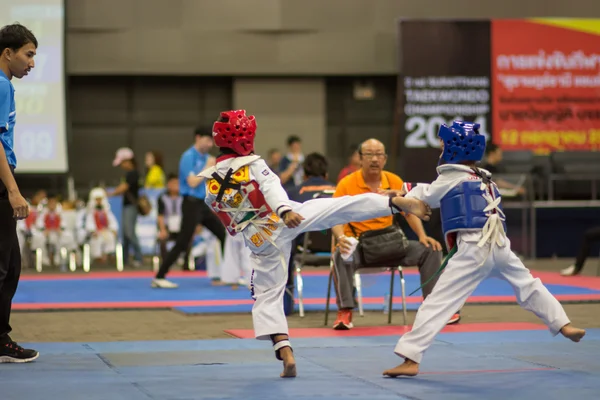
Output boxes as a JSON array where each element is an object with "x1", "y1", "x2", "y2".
[{"x1": 212, "y1": 110, "x2": 257, "y2": 156}]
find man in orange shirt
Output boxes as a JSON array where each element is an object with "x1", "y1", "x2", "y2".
[{"x1": 331, "y1": 139, "x2": 457, "y2": 329}]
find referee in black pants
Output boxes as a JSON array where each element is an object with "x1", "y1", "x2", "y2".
[
  {"x1": 152, "y1": 127, "x2": 226, "y2": 288},
  {"x1": 0, "y1": 23, "x2": 39, "y2": 362}
]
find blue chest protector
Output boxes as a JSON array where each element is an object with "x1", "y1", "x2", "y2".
[{"x1": 440, "y1": 180, "x2": 507, "y2": 237}]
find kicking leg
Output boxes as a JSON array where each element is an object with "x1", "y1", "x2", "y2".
[
  {"x1": 250, "y1": 240, "x2": 296, "y2": 377},
  {"x1": 384, "y1": 236, "x2": 493, "y2": 377},
  {"x1": 496, "y1": 242, "x2": 585, "y2": 342},
  {"x1": 289, "y1": 193, "x2": 426, "y2": 237}
]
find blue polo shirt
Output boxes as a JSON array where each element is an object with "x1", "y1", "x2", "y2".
[
  {"x1": 0, "y1": 70, "x2": 16, "y2": 168},
  {"x1": 179, "y1": 146, "x2": 208, "y2": 199}
]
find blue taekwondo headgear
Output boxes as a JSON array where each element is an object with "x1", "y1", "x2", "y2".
[{"x1": 438, "y1": 121, "x2": 486, "y2": 164}]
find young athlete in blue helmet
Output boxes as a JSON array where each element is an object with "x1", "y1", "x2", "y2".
[{"x1": 383, "y1": 121, "x2": 586, "y2": 378}]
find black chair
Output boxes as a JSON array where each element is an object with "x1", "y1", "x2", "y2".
[
  {"x1": 324, "y1": 259, "x2": 408, "y2": 326},
  {"x1": 293, "y1": 190, "x2": 335, "y2": 317},
  {"x1": 549, "y1": 152, "x2": 600, "y2": 200},
  {"x1": 500, "y1": 151, "x2": 534, "y2": 175},
  {"x1": 293, "y1": 228, "x2": 333, "y2": 317}
]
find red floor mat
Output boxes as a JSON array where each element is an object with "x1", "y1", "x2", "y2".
[{"x1": 224, "y1": 322, "x2": 547, "y2": 338}]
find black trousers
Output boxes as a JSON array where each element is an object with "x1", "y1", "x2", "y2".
[
  {"x1": 156, "y1": 196, "x2": 226, "y2": 279},
  {"x1": 0, "y1": 169, "x2": 21, "y2": 342},
  {"x1": 159, "y1": 232, "x2": 192, "y2": 267},
  {"x1": 574, "y1": 226, "x2": 600, "y2": 274}
]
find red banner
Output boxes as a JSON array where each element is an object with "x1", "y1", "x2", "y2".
[{"x1": 492, "y1": 20, "x2": 600, "y2": 153}]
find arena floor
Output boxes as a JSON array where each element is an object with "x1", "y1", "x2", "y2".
[{"x1": 5, "y1": 258, "x2": 600, "y2": 400}]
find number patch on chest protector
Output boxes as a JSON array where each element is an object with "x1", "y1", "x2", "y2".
[
  {"x1": 250, "y1": 233, "x2": 265, "y2": 247},
  {"x1": 225, "y1": 192, "x2": 244, "y2": 208}
]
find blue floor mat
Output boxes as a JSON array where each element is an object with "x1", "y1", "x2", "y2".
[
  {"x1": 13, "y1": 274, "x2": 600, "y2": 314},
  {"x1": 2, "y1": 329, "x2": 599, "y2": 400}
]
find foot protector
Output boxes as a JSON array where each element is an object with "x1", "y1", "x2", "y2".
[{"x1": 272, "y1": 339, "x2": 292, "y2": 361}]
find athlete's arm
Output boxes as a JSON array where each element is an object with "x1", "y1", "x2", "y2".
[
  {"x1": 251, "y1": 159, "x2": 293, "y2": 218},
  {"x1": 404, "y1": 175, "x2": 455, "y2": 209}
]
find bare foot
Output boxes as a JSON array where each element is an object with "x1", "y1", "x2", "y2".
[
  {"x1": 383, "y1": 359, "x2": 419, "y2": 377},
  {"x1": 279, "y1": 347, "x2": 297, "y2": 378},
  {"x1": 391, "y1": 197, "x2": 431, "y2": 221},
  {"x1": 560, "y1": 324, "x2": 586, "y2": 342}
]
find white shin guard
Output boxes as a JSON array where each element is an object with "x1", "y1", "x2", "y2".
[{"x1": 272, "y1": 338, "x2": 292, "y2": 361}]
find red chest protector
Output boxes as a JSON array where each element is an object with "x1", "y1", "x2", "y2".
[
  {"x1": 25, "y1": 210, "x2": 37, "y2": 230},
  {"x1": 209, "y1": 180, "x2": 272, "y2": 236},
  {"x1": 44, "y1": 212, "x2": 61, "y2": 230},
  {"x1": 94, "y1": 210, "x2": 109, "y2": 230}
]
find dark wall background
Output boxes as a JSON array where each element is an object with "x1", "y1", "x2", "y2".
[{"x1": 67, "y1": 76, "x2": 232, "y2": 190}]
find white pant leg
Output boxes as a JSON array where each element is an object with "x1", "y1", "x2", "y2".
[
  {"x1": 59, "y1": 231, "x2": 77, "y2": 251},
  {"x1": 394, "y1": 234, "x2": 495, "y2": 364},
  {"x1": 103, "y1": 231, "x2": 117, "y2": 254},
  {"x1": 17, "y1": 231, "x2": 27, "y2": 254},
  {"x1": 30, "y1": 231, "x2": 46, "y2": 251},
  {"x1": 46, "y1": 231, "x2": 61, "y2": 248},
  {"x1": 494, "y1": 240, "x2": 570, "y2": 335},
  {"x1": 76, "y1": 229, "x2": 87, "y2": 246},
  {"x1": 221, "y1": 235, "x2": 244, "y2": 284},
  {"x1": 89, "y1": 234, "x2": 103, "y2": 259},
  {"x1": 205, "y1": 236, "x2": 222, "y2": 279},
  {"x1": 190, "y1": 241, "x2": 207, "y2": 258},
  {"x1": 251, "y1": 239, "x2": 292, "y2": 341},
  {"x1": 239, "y1": 241, "x2": 253, "y2": 283},
  {"x1": 281, "y1": 193, "x2": 393, "y2": 241}
]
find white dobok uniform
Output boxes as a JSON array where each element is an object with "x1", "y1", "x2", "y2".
[
  {"x1": 34, "y1": 208, "x2": 78, "y2": 264},
  {"x1": 85, "y1": 188, "x2": 119, "y2": 259},
  {"x1": 394, "y1": 164, "x2": 570, "y2": 364},
  {"x1": 200, "y1": 155, "x2": 397, "y2": 341},
  {"x1": 220, "y1": 233, "x2": 253, "y2": 285}
]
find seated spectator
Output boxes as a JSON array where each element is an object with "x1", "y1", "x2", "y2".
[
  {"x1": 60, "y1": 200, "x2": 82, "y2": 261},
  {"x1": 288, "y1": 152, "x2": 337, "y2": 203},
  {"x1": 34, "y1": 194, "x2": 78, "y2": 266},
  {"x1": 75, "y1": 197, "x2": 89, "y2": 247},
  {"x1": 331, "y1": 139, "x2": 451, "y2": 330},
  {"x1": 481, "y1": 144, "x2": 525, "y2": 195},
  {"x1": 16, "y1": 190, "x2": 46, "y2": 267},
  {"x1": 85, "y1": 188, "x2": 118, "y2": 263}
]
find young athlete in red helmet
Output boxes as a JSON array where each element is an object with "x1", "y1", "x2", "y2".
[{"x1": 199, "y1": 110, "x2": 431, "y2": 378}]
